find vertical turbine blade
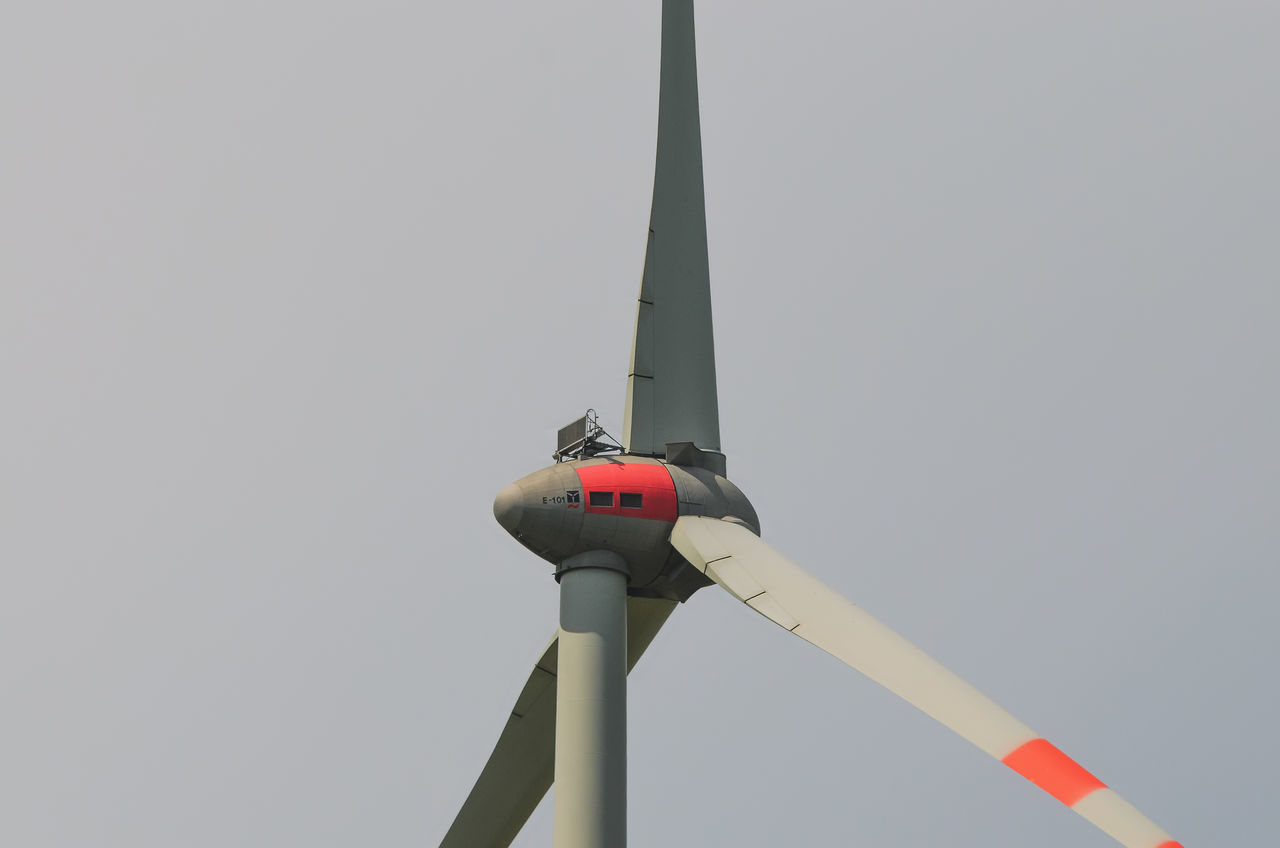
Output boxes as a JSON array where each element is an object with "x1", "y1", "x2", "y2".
[{"x1": 623, "y1": 0, "x2": 721, "y2": 457}]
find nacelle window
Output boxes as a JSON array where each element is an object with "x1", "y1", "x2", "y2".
[
  {"x1": 620, "y1": 492, "x2": 643, "y2": 509},
  {"x1": 589, "y1": 491, "x2": 614, "y2": 507}
]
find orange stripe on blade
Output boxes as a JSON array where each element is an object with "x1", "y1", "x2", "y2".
[
  {"x1": 1001, "y1": 738, "x2": 1106, "y2": 806},
  {"x1": 1155, "y1": 843, "x2": 1185, "y2": 848}
]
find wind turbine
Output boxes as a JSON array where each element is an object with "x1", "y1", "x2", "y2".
[{"x1": 441, "y1": 3, "x2": 1183, "y2": 847}]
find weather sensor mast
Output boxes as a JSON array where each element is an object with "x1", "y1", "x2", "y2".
[{"x1": 553, "y1": 410, "x2": 623, "y2": 463}]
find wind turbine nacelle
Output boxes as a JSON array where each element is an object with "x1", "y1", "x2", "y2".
[{"x1": 493, "y1": 456, "x2": 758, "y2": 602}]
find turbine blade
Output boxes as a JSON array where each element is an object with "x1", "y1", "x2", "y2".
[
  {"x1": 439, "y1": 597, "x2": 676, "y2": 848},
  {"x1": 669, "y1": 516, "x2": 1182, "y2": 848},
  {"x1": 622, "y1": 0, "x2": 721, "y2": 458}
]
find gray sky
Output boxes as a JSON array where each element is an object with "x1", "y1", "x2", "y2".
[{"x1": 3, "y1": 2, "x2": 1277, "y2": 846}]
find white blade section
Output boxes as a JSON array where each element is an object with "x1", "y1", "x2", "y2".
[
  {"x1": 622, "y1": 0, "x2": 720, "y2": 457},
  {"x1": 670, "y1": 516, "x2": 1033, "y2": 757},
  {"x1": 440, "y1": 597, "x2": 676, "y2": 848},
  {"x1": 669, "y1": 516, "x2": 1182, "y2": 848}
]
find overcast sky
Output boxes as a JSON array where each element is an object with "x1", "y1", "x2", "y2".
[{"x1": 3, "y1": 2, "x2": 1277, "y2": 846}]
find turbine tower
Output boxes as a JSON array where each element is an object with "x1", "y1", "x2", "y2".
[{"x1": 441, "y1": 3, "x2": 1184, "y2": 847}]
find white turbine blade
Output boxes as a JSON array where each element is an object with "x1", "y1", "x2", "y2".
[
  {"x1": 622, "y1": 0, "x2": 721, "y2": 457},
  {"x1": 439, "y1": 597, "x2": 676, "y2": 848},
  {"x1": 669, "y1": 516, "x2": 1183, "y2": 848}
]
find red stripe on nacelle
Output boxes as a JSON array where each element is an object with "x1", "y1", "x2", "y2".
[
  {"x1": 575, "y1": 462, "x2": 678, "y2": 522},
  {"x1": 1001, "y1": 738, "x2": 1106, "y2": 807}
]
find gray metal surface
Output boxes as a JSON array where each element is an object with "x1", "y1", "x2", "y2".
[
  {"x1": 493, "y1": 457, "x2": 758, "y2": 600},
  {"x1": 553, "y1": 561, "x2": 629, "y2": 848},
  {"x1": 495, "y1": 459, "x2": 678, "y2": 588},
  {"x1": 665, "y1": 463, "x2": 759, "y2": 534},
  {"x1": 439, "y1": 597, "x2": 676, "y2": 848},
  {"x1": 622, "y1": 0, "x2": 721, "y2": 457}
]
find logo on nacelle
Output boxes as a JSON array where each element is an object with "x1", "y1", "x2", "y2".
[{"x1": 566, "y1": 489, "x2": 581, "y2": 508}]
